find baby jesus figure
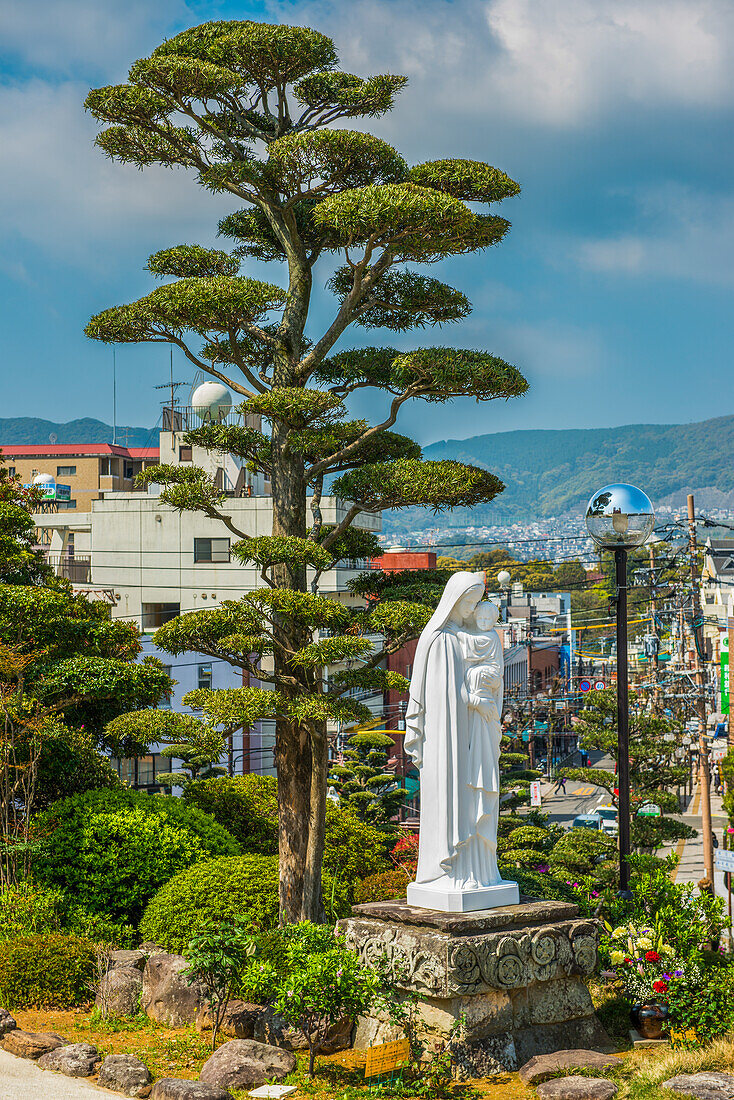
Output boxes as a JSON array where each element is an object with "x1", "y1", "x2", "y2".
[{"x1": 460, "y1": 600, "x2": 503, "y2": 726}]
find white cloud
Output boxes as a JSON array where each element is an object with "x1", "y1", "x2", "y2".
[
  {"x1": 574, "y1": 184, "x2": 734, "y2": 285},
  {"x1": 0, "y1": 80, "x2": 232, "y2": 267},
  {"x1": 270, "y1": 0, "x2": 734, "y2": 129},
  {"x1": 0, "y1": 0, "x2": 188, "y2": 78}
]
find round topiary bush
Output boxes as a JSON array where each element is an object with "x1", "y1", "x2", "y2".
[
  {"x1": 0, "y1": 933, "x2": 97, "y2": 1008},
  {"x1": 33, "y1": 788, "x2": 240, "y2": 924},
  {"x1": 139, "y1": 855, "x2": 280, "y2": 952},
  {"x1": 183, "y1": 775, "x2": 278, "y2": 854},
  {"x1": 353, "y1": 869, "x2": 410, "y2": 904}
]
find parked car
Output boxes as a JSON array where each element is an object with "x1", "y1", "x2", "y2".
[
  {"x1": 594, "y1": 804, "x2": 619, "y2": 836},
  {"x1": 572, "y1": 813, "x2": 602, "y2": 830}
]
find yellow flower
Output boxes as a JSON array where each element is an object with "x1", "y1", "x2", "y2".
[
  {"x1": 637, "y1": 938, "x2": 653, "y2": 950},
  {"x1": 611, "y1": 927, "x2": 627, "y2": 940},
  {"x1": 610, "y1": 950, "x2": 625, "y2": 965}
]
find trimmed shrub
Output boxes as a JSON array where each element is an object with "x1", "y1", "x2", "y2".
[
  {"x1": 507, "y1": 867, "x2": 578, "y2": 903},
  {"x1": 0, "y1": 883, "x2": 65, "y2": 941},
  {"x1": 549, "y1": 828, "x2": 616, "y2": 876},
  {"x1": 0, "y1": 933, "x2": 97, "y2": 1008},
  {"x1": 323, "y1": 802, "x2": 391, "y2": 895},
  {"x1": 33, "y1": 788, "x2": 240, "y2": 924},
  {"x1": 184, "y1": 775, "x2": 278, "y2": 854},
  {"x1": 139, "y1": 855, "x2": 280, "y2": 952},
  {"x1": 354, "y1": 869, "x2": 410, "y2": 904},
  {"x1": 505, "y1": 826, "x2": 551, "y2": 850}
]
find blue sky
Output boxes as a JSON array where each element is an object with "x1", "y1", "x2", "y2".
[{"x1": 1, "y1": 0, "x2": 733, "y2": 446}]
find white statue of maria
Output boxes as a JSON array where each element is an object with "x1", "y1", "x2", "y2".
[{"x1": 404, "y1": 572, "x2": 520, "y2": 912}]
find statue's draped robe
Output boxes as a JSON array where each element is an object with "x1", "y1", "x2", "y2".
[
  {"x1": 405, "y1": 573, "x2": 503, "y2": 889},
  {"x1": 462, "y1": 629, "x2": 504, "y2": 886}
]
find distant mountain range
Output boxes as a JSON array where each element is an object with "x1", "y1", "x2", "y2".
[
  {"x1": 2, "y1": 413, "x2": 732, "y2": 527},
  {"x1": 0, "y1": 417, "x2": 154, "y2": 449},
  {"x1": 392, "y1": 413, "x2": 734, "y2": 532}
]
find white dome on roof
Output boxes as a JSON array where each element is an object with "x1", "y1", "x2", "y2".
[
  {"x1": 192, "y1": 381, "x2": 232, "y2": 422},
  {"x1": 33, "y1": 473, "x2": 55, "y2": 487}
]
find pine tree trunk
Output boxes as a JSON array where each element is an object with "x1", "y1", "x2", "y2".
[{"x1": 271, "y1": 423, "x2": 325, "y2": 923}]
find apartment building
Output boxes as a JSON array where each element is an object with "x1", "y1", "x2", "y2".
[{"x1": 2, "y1": 443, "x2": 159, "y2": 513}]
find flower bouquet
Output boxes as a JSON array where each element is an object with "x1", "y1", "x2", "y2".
[{"x1": 605, "y1": 921, "x2": 686, "y2": 1038}]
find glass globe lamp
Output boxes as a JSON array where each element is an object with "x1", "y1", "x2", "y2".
[{"x1": 585, "y1": 484, "x2": 655, "y2": 549}]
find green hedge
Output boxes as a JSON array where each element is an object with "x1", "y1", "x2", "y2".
[
  {"x1": 353, "y1": 869, "x2": 409, "y2": 904},
  {"x1": 0, "y1": 934, "x2": 97, "y2": 1008},
  {"x1": 33, "y1": 788, "x2": 240, "y2": 924},
  {"x1": 184, "y1": 775, "x2": 278, "y2": 854},
  {"x1": 139, "y1": 855, "x2": 280, "y2": 952}
]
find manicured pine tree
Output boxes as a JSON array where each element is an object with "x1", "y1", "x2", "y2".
[
  {"x1": 329, "y1": 729, "x2": 407, "y2": 826},
  {"x1": 84, "y1": 19, "x2": 528, "y2": 922}
]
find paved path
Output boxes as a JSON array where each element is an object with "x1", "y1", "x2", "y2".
[{"x1": 0, "y1": 1050, "x2": 112, "y2": 1100}]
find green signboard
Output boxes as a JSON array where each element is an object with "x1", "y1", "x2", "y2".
[{"x1": 722, "y1": 634, "x2": 730, "y2": 716}]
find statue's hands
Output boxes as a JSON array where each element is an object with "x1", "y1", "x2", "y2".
[{"x1": 478, "y1": 667, "x2": 501, "y2": 690}]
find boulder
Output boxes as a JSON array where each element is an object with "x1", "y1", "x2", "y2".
[
  {"x1": 0, "y1": 1007, "x2": 17, "y2": 1037},
  {"x1": 519, "y1": 1050, "x2": 620, "y2": 1086},
  {"x1": 142, "y1": 953, "x2": 205, "y2": 1027},
  {"x1": 152, "y1": 1081, "x2": 233, "y2": 1100},
  {"x1": 1, "y1": 1029, "x2": 67, "y2": 1059},
  {"x1": 97, "y1": 965, "x2": 144, "y2": 1017},
  {"x1": 319, "y1": 1017, "x2": 354, "y2": 1054},
  {"x1": 37, "y1": 1043, "x2": 101, "y2": 1077},
  {"x1": 199, "y1": 1039, "x2": 296, "y2": 1091},
  {"x1": 662, "y1": 1073, "x2": 734, "y2": 1100},
  {"x1": 196, "y1": 1000, "x2": 262, "y2": 1039},
  {"x1": 253, "y1": 1009, "x2": 308, "y2": 1051},
  {"x1": 111, "y1": 949, "x2": 147, "y2": 971},
  {"x1": 97, "y1": 1054, "x2": 154, "y2": 1097},
  {"x1": 537, "y1": 1079, "x2": 618, "y2": 1100}
]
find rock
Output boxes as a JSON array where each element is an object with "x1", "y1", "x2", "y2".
[
  {"x1": 151, "y1": 1081, "x2": 233, "y2": 1100},
  {"x1": 1, "y1": 1029, "x2": 67, "y2": 1059},
  {"x1": 97, "y1": 1054, "x2": 154, "y2": 1097},
  {"x1": 97, "y1": 965, "x2": 144, "y2": 1017},
  {"x1": 37, "y1": 1043, "x2": 101, "y2": 1077},
  {"x1": 253, "y1": 1008, "x2": 309, "y2": 1051},
  {"x1": 519, "y1": 1050, "x2": 620, "y2": 1086},
  {"x1": 199, "y1": 1039, "x2": 296, "y2": 1091},
  {"x1": 536, "y1": 1078, "x2": 618, "y2": 1100},
  {"x1": 139, "y1": 943, "x2": 167, "y2": 956},
  {"x1": 319, "y1": 1016, "x2": 353, "y2": 1054},
  {"x1": 0, "y1": 1008, "x2": 17, "y2": 1036},
  {"x1": 662, "y1": 1073, "x2": 734, "y2": 1100},
  {"x1": 353, "y1": 1015, "x2": 403, "y2": 1049},
  {"x1": 196, "y1": 1000, "x2": 262, "y2": 1040},
  {"x1": 142, "y1": 953, "x2": 205, "y2": 1027},
  {"x1": 111, "y1": 949, "x2": 147, "y2": 971}
]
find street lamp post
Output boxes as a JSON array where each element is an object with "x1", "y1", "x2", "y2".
[{"x1": 585, "y1": 484, "x2": 655, "y2": 899}]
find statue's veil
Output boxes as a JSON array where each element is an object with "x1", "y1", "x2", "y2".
[{"x1": 403, "y1": 571, "x2": 485, "y2": 767}]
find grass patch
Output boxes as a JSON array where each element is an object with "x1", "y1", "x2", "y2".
[{"x1": 589, "y1": 979, "x2": 633, "y2": 1049}]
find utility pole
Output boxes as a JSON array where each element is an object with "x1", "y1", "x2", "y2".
[
  {"x1": 688, "y1": 493, "x2": 714, "y2": 889},
  {"x1": 649, "y1": 544, "x2": 660, "y2": 711}
]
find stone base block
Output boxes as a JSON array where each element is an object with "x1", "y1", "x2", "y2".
[
  {"x1": 339, "y1": 897, "x2": 611, "y2": 1075},
  {"x1": 407, "y1": 880, "x2": 520, "y2": 913}
]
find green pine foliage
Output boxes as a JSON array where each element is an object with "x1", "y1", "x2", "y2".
[{"x1": 83, "y1": 17, "x2": 528, "y2": 923}]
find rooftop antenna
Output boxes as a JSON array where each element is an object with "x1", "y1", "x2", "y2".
[
  {"x1": 112, "y1": 345, "x2": 117, "y2": 445},
  {"x1": 154, "y1": 345, "x2": 185, "y2": 445}
]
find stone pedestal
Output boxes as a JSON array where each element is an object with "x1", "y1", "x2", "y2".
[{"x1": 338, "y1": 897, "x2": 612, "y2": 1076}]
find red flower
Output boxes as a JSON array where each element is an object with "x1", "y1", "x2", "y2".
[
  {"x1": 624, "y1": 957, "x2": 631, "y2": 964},
  {"x1": 653, "y1": 980, "x2": 668, "y2": 994},
  {"x1": 645, "y1": 950, "x2": 660, "y2": 963}
]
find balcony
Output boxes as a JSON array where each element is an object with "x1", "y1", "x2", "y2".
[{"x1": 45, "y1": 554, "x2": 91, "y2": 584}]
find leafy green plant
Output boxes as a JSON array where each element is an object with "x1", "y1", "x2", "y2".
[
  {"x1": 33, "y1": 788, "x2": 239, "y2": 923},
  {"x1": 242, "y1": 922, "x2": 379, "y2": 1076},
  {"x1": 0, "y1": 932, "x2": 97, "y2": 1008},
  {"x1": 329, "y1": 731, "x2": 407, "y2": 825},
  {"x1": 139, "y1": 855, "x2": 281, "y2": 952},
  {"x1": 183, "y1": 774, "x2": 278, "y2": 854},
  {"x1": 184, "y1": 918, "x2": 255, "y2": 1049},
  {"x1": 354, "y1": 869, "x2": 410, "y2": 904},
  {"x1": 667, "y1": 962, "x2": 734, "y2": 1046}
]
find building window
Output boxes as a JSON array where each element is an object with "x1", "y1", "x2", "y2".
[
  {"x1": 198, "y1": 664, "x2": 213, "y2": 691},
  {"x1": 179, "y1": 446, "x2": 193, "y2": 462},
  {"x1": 56, "y1": 465, "x2": 76, "y2": 476},
  {"x1": 124, "y1": 461, "x2": 134, "y2": 479},
  {"x1": 142, "y1": 602, "x2": 180, "y2": 629},
  {"x1": 194, "y1": 537, "x2": 230, "y2": 563},
  {"x1": 56, "y1": 500, "x2": 77, "y2": 510},
  {"x1": 8, "y1": 466, "x2": 15, "y2": 476},
  {"x1": 100, "y1": 457, "x2": 118, "y2": 477}
]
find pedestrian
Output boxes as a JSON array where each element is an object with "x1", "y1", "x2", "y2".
[{"x1": 553, "y1": 774, "x2": 567, "y2": 794}]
